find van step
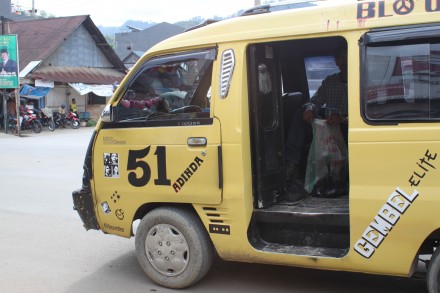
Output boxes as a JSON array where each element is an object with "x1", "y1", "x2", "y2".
[
  {"x1": 254, "y1": 195, "x2": 349, "y2": 227},
  {"x1": 259, "y1": 242, "x2": 349, "y2": 258},
  {"x1": 248, "y1": 195, "x2": 350, "y2": 254}
]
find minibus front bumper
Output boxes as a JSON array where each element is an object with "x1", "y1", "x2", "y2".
[
  {"x1": 72, "y1": 130, "x2": 99, "y2": 231},
  {"x1": 73, "y1": 187, "x2": 99, "y2": 230}
]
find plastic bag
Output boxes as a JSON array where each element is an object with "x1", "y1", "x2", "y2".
[{"x1": 304, "y1": 119, "x2": 348, "y2": 197}]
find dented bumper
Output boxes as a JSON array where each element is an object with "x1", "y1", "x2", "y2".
[
  {"x1": 73, "y1": 130, "x2": 99, "y2": 231},
  {"x1": 72, "y1": 187, "x2": 99, "y2": 231}
]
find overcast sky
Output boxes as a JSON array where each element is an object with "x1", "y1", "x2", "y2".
[{"x1": 13, "y1": 0, "x2": 259, "y2": 26}]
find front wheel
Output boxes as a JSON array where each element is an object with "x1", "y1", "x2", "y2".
[
  {"x1": 428, "y1": 247, "x2": 440, "y2": 292},
  {"x1": 135, "y1": 207, "x2": 214, "y2": 289},
  {"x1": 33, "y1": 121, "x2": 42, "y2": 133},
  {"x1": 70, "y1": 119, "x2": 80, "y2": 129}
]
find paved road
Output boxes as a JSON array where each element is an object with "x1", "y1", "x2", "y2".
[{"x1": 0, "y1": 127, "x2": 428, "y2": 293}]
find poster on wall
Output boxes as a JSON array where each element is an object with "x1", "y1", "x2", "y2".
[{"x1": 0, "y1": 35, "x2": 19, "y2": 89}]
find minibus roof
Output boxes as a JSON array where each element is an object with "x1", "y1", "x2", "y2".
[
  {"x1": 240, "y1": 0, "x2": 329, "y2": 16},
  {"x1": 146, "y1": 0, "x2": 437, "y2": 57}
]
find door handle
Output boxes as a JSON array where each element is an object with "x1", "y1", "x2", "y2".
[{"x1": 187, "y1": 137, "x2": 207, "y2": 146}]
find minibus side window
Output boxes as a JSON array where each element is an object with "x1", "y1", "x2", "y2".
[
  {"x1": 363, "y1": 42, "x2": 440, "y2": 122},
  {"x1": 116, "y1": 50, "x2": 214, "y2": 122}
]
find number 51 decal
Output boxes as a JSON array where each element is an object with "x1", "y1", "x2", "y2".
[{"x1": 127, "y1": 146, "x2": 171, "y2": 187}]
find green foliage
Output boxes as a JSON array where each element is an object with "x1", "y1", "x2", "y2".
[
  {"x1": 104, "y1": 35, "x2": 115, "y2": 48},
  {"x1": 86, "y1": 120, "x2": 97, "y2": 127},
  {"x1": 36, "y1": 10, "x2": 55, "y2": 19},
  {"x1": 174, "y1": 20, "x2": 200, "y2": 29}
]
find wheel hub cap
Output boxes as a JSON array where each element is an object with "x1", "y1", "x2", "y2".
[{"x1": 145, "y1": 224, "x2": 189, "y2": 276}]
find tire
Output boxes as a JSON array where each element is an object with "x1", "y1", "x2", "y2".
[
  {"x1": 135, "y1": 206, "x2": 214, "y2": 289},
  {"x1": 70, "y1": 119, "x2": 80, "y2": 129},
  {"x1": 9, "y1": 124, "x2": 17, "y2": 134},
  {"x1": 33, "y1": 121, "x2": 42, "y2": 133},
  {"x1": 48, "y1": 120, "x2": 55, "y2": 131},
  {"x1": 428, "y1": 247, "x2": 440, "y2": 293}
]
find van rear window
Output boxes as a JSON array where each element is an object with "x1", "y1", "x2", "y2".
[{"x1": 305, "y1": 56, "x2": 340, "y2": 97}]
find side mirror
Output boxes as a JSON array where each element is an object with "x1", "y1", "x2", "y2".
[{"x1": 101, "y1": 104, "x2": 112, "y2": 123}]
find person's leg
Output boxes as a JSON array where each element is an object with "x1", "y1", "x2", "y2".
[
  {"x1": 61, "y1": 114, "x2": 66, "y2": 127},
  {"x1": 340, "y1": 122, "x2": 348, "y2": 145},
  {"x1": 285, "y1": 108, "x2": 307, "y2": 179},
  {"x1": 284, "y1": 108, "x2": 312, "y2": 201}
]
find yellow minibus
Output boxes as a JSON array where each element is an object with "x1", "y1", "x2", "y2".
[{"x1": 73, "y1": 1, "x2": 440, "y2": 291}]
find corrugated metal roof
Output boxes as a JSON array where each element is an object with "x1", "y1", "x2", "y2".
[
  {"x1": 29, "y1": 66, "x2": 125, "y2": 84},
  {"x1": 4, "y1": 15, "x2": 126, "y2": 74}
]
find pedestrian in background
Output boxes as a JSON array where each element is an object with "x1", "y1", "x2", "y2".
[{"x1": 70, "y1": 98, "x2": 78, "y2": 116}]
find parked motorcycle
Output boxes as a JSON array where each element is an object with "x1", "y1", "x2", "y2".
[
  {"x1": 52, "y1": 110, "x2": 80, "y2": 129},
  {"x1": 20, "y1": 109, "x2": 43, "y2": 133},
  {"x1": 38, "y1": 108, "x2": 56, "y2": 131},
  {"x1": 65, "y1": 111, "x2": 80, "y2": 129},
  {"x1": 8, "y1": 116, "x2": 18, "y2": 134}
]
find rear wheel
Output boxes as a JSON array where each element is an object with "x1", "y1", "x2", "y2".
[
  {"x1": 427, "y1": 247, "x2": 440, "y2": 293},
  {"x1": 9, "y1": 123, "x2": 17, "y2": 134},
  {"x1": 48, "y1": 120, "x2": 55, "y2": 131},
  {"x1": 135, "y1": 207, "x2": 214, "y2": 289},
  {"x1": 70, "y1": 119, "x2": 80, "y2": 129}
]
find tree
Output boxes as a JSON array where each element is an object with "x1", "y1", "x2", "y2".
[
  {"x1": 105, "y1": 35, "x2": 115, "y2": 48},
  {"x1": 36, "y1": 10, "x2": 55, "y2": 19}
]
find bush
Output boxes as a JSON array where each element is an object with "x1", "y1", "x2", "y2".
[{"x1": 86, "y1": 120, "x2": 97, "y2": 127}]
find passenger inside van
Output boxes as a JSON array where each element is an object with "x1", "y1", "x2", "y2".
[
  {"x1": 120, "y1": 90, "x2": 144, "y2": 109},
  {"x1": 285, "y1": 45, "x2": 348, "y2": 196},
  {"x1": 148, "y1": 98, "x2": 170, "y2": 118}
]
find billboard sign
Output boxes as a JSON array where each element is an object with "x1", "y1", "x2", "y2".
[{"x1": 0, "y1": 35, "x2": 19, "y2": 89}]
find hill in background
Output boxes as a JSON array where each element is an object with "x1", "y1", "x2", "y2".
[
  {"x1": 98, "y1": 14, "x2": 236, "y2": 36},
  {"x1": 98, "y1": 12, "x2": 243, "y2": 48}
]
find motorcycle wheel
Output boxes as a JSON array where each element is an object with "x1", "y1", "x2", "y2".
[
  {"x1": 33, "y1": 121, "x2": 43, "y2": 133},
  {"x1": 48, "y1": 120, "x2": 56, "y2": 131},
  {"x1": 9, "y1": 124, "x2": 17, "y2": 134},
  {"x1": 70, "y1": 119, "x2": 80, "y2": 129}
]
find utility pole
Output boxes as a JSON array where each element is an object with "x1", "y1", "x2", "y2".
[
  {"x1": 1, "y1": 16, "x2": 7, "y2": 134},
  {"x1": 32, "y1": 0, "x2": 36, "y2": 17},
  {"x1": 1, "y1": 15, "x2": 20, "y2": 135}
]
